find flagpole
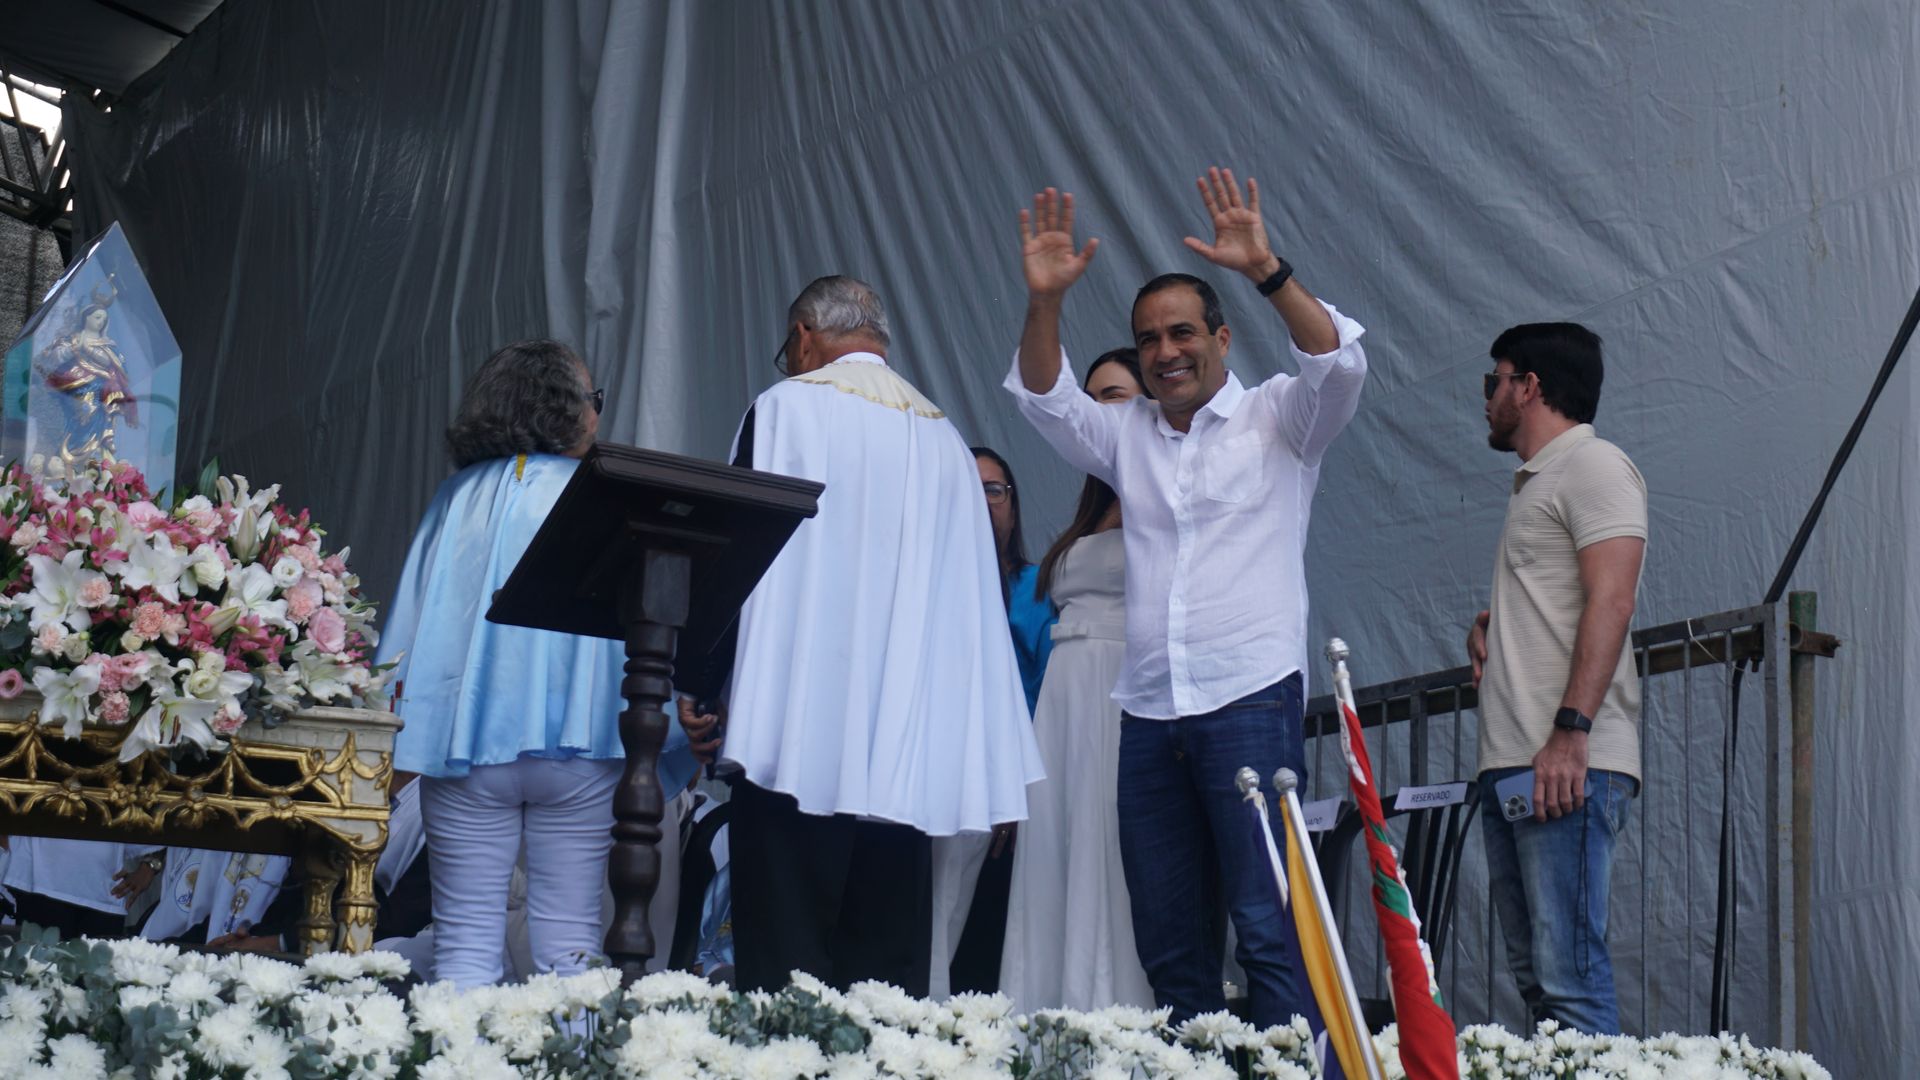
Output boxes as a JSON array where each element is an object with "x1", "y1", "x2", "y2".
[{"x1": 1275, "y1": 766, "x2": 1384, "y2": 1080}]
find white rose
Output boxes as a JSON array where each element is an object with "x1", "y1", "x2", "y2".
[
  {"x1": 120, "y1": 630, "x2": 146, "y2": 652},
  {"x1": 61, "y1": 633, "x2": 92, "y2": 663},
  {"x1": 271, "y1": 556, "x2": 303, "y2": 588},
  {"x1": 196, "y1": 651, "x2": 226, "y2": 674},
  {"x1": 185, "y1": 668, "x2": 222, "y2": 700},
  {"x1": 193, "y1": 557, "x2": 226, "y2": 589}
]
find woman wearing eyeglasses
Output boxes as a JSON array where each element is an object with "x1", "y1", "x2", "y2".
[{"x1": 379, "y1": 339, "x2": 695, "y2": 988}]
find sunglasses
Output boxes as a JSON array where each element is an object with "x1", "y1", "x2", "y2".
[
  {"x1": 982, "y1": 481, "x2": 1013, "y2": 504},
  {"x1": 590, "y1": 387, "x2": 606, "y2": 414},
  {"x1": 1483, "y1": 371, "x2": 1529, "y2": 400}
]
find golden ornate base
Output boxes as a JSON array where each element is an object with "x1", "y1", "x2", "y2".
[{"x1": 0, "y1": 694, "x2": 399, "y2": 954}]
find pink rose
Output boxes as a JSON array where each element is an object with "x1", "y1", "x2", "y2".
[
  {"x1": 285, "y1": 578, "x2": 323, "y2": 623},
  {"x1": 185, "y1": 507, "x2": 221, "y2": 534},
  {"x1": 308, "y1": 607, "x2": 347, "y2": 654},
  {"x1": 126, "y1": 501, "x2": 168, "y2": 531},
  {"x1": 97, "y1": 691, "x2": 130, "y2": 725},
  {"x1": 0, "y1": 669, "x2": 24, "y2": 699},
  {"x1": 105, "y1": 652, "x2": 152, "y2": 689}
]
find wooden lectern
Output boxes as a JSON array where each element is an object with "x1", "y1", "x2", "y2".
[{"x1": 487, "y1": 443, "x2": 821, "y2": 982}]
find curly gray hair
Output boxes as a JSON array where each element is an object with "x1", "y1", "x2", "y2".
[{"x1": 445, "y1": 340, "x2": 592, "y2": 468}]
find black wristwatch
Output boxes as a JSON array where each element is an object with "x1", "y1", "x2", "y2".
[
  {"x1": 1255, "y1": 257, "x2": 1294, "y2": 296},
  {"x1": 1553, "y1": 706, "x2": 1593, "y2": 734}
]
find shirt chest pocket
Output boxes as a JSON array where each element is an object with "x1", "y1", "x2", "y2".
[
  {"x1": 1503, "y1": 502, "x2": 1559, "y2": 571},
  {"x1": 1202, "y1": 432, "x2": 1266, "y2": 503}
]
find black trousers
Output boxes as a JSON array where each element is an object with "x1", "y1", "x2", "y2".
[
  {"x1": 729, "y1": 778, "x2": 932, "y2": 996},
  {"x1": 12, "y1": 892, "x2": 129, "y2": 940}
]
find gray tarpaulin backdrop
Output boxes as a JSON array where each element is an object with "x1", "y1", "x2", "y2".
[{"x1": 58, "y1": 0, "x2": 1916, "y2": 1073}]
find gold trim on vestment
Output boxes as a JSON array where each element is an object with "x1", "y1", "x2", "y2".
[{"x1": 791, "y1": 362, "x2": 945, "y2": 419}]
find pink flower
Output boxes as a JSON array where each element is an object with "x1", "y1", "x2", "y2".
[
  {"x1": 212, "y1": 704, "x2": 246, "y2": 736},
  {"x1": 101, "y1": 652, "x2": 152, "y2": 692},
  {"x1": 79, "y1": 576, "x2": 114, "y2": 609},
  {"x1": 125, "y1": 501, "x2": 168, "y2": 531},
  {"x1": 131, "y1": 602, "x2": 167, "y2": 640},
  {"x1": 33, "y1": 623, "x2": 63, "y2": 656},
  {"x1": 308, "y1": 607, "x2": 347, "y2": 654},
  {"x1": 0, "y1": 669, "x2": 24, "y2": 699},
  {"x1": 184, "y1": 507, "x2": 221, "y2": 534},
  {"x1": 285, "y1": 577, "x2": 323, "y2": 623},
  {"x1": 287, "y1": 544, "x2": 321, "y2": 572},
  {"x1": 97, "y1": 691, "x2": 130, "y2": 725}
]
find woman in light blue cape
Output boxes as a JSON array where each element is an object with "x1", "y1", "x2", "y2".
[{"x1": 377, "y1": 340, "x2": 693, "y2": 988}]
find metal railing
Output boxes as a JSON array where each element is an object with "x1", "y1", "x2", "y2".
[
  {"x1": 1298, "y1": 596, "x2": 1833, "y2": 1047},
  {"x1": 0, "y1": 74, "x2": 72, "y2": 235}
]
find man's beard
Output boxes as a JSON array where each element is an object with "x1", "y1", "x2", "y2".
[{"x1": 1486, "y1": 407, "x2": 1518, "y2": 452}]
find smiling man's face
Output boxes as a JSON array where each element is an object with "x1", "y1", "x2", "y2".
[{"x1": 1132, "y1": 284, "x2": 1229, "y2": 426}]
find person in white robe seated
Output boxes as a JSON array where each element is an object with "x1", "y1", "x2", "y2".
[
  {"x1": 379, "y1": 339, "x2": 696, "y2": 989},
  {"x1": 683, "y1": 276, "x2": 1043, "y2": 996}
]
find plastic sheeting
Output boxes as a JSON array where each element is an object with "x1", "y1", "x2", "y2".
[{"x1": 59, "y1": 2, "x2": 1918, "y2": 1073}]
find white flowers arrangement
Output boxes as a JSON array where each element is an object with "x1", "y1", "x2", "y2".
[
  {"x1": 0, "y1": 933, "x2": 1830, "y2": 1079},
  {"x1": 0, "y1": 459, "x2": 391, "y2": 760}
]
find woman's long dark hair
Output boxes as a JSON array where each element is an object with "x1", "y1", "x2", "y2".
[
  {"x1": 1035, "y1": 348, "x2": 1146, "y2": 600},
  {"x1": 970, "y1": 445, "x2": 1027, "y2": 607}
]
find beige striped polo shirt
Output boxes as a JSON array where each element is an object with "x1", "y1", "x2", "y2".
[{"x1": 1479, "y1": 424, "x2": 1647, "y2": 781}]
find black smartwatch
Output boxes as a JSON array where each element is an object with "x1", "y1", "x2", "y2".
[
  {"x1": 1553, "y1": 706, "x2": 1593, "y2": 733},
  {"x1": 1255, "y1": 257, "x2": 1294, "y2": 297}
]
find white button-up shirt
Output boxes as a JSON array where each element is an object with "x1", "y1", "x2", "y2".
[{"x1": 1003, "y1": 301, "x2": 1367, "y2": 719}]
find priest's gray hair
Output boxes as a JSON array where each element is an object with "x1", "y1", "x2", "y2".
[
  {"x1": 446, "y1": 339, "x2": 592, "y2": 468},
  {"x1": 788, "y1": 275, "x2": 890, "y2": 348}
]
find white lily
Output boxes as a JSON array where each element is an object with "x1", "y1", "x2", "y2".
[
  {"x1": 221, "y1": 563, "x2": 290, "y2": 628},
  {"x1": 32, "y1": 664, "x2": 102, "y2": 738},
  {"x1": 291, "y1": 640, "x2": 353, "y2": 702},
  {"x1": 117, "y1": 693, "x2": 224, "y2": 763},
  {"x1": 112, "y1": 533, "x2": 191, "y2": 603},
  {"x1": 26, "y1": 550, "x2": 109, "y2": 633}
]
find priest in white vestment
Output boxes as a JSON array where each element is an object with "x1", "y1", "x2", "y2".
[{"x1": 701, "y1": 276, "x2": 1043, "y2": 996}]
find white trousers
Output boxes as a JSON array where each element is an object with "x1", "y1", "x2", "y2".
[
  {"x1": 927, "y1": 832, "x2": 992, "y2": 999},
  {"x1": 419, "y1": 756, "x2": 622, "y2": 988}
]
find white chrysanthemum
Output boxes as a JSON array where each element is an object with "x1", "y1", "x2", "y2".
[
  {"x1": 54, "y1": 985, "x2": 89, "y2": 1026},
  {"x1": 627, "y1": 969, "x2": 729, "y2": 1009},
  {"x1": 959, "y1": 1019, "x2": 1018, "y2": 1064},
  {"x1": 303, "y1": 952, "x2": 368, "y2": 982},
  {"x1": 164, "y1": 968, "x2": 223, "y2": 1012},
  {"x1": 824, "y1": 1051, "x2": 882, "y2": 1080},
  {"x1": 45, "y1": 1033, "x2": 108, "y2": 1078},
  {"x1": 1178, "y1": 1009, "x2": 1257, "y2": 1050},
  {"x1": 194, "y1": 1004, "x2": 261, "y2": 1068},
  {"x1": 117, "y1": 985, "x2": 166, "y2": 1011},
  {"x1": 409, "y1": 982, "x2": 481, "y2": 1045},
  {"x1": 231, "y1": 954, "x2": 306, "y2": 1005},
  {"x1": 0, "y1": 984, "x2": 54, "y2": 1024}
]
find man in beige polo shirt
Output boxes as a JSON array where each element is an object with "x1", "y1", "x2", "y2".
[{"x1": 1465, "y1": 322, "x2": 1646, "y2": 1035}]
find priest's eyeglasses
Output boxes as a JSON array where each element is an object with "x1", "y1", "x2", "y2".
[
  {"x1": 982, "y1": 481, "x2": 1013, "y2": 503},
  {"x1": 590, "y1": 388, "x2": 606, "y2": 414}
]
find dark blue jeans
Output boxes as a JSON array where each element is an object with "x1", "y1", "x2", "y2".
[
  {"x1": 1479, "y1": 765, "x2": 1638, "y2": 1034},
  {"x1": 1117, "y1": 674, "x2": 1307, "y2": 1028}
]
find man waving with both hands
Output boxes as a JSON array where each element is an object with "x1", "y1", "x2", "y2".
[{"x1": 1003, "y1": 167, "x2": 1368, "y2": 1028}]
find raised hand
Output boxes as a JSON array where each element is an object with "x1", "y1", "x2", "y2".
[
  {"x1": 1019, "y1": 188, "x2": 1100, "y2": 299},
  {"x1": 1183, "y1": 166, "x2": 1276, "y2": 279}
]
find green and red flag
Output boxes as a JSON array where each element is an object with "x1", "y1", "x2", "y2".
[{"x1": 1326, "y1": 638, "x2": 1459, "y2": 1080}]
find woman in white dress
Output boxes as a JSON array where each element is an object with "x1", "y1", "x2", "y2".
[{"x1": 1000, "y1": 348, "x2": 1156, "y2": 1013}]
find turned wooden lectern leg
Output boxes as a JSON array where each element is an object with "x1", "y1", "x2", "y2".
[{"x1": 605, "y1": 547, "x2": 690, "y2": 983}]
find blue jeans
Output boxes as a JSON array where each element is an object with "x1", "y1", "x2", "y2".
[
  {"x1": 1117, "y1": 674, "x2": 1307, "y2": 1028},
  {"x1": 1479, "y1": 765, "x2": 1638, "y2": 1034}
]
